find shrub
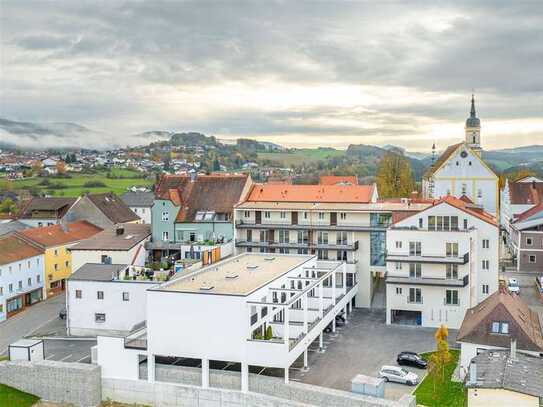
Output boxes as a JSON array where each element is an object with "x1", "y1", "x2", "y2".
[
  {"x1": 83, "y1": 181, "x2": 107, "y2": 188},
  {"x1": 265, "y1": 326, "x2": 273, "y2": 340}
]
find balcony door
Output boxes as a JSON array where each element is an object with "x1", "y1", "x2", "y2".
[
  {"x1": 330, "y1": 212, "x2": 337, "y2": 226},
  {"x1": 255, "y1": 211, "x2": 261, "y2": 224},
  {"x1": 291, "y1": 212, "x2": 298, "y2": 225}
]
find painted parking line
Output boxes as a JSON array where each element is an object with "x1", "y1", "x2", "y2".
[
  {"x1": 77, "y1": 355, "x2": 90, "y2": 363},
  {"x1": 59, "y1": 354, "x2": 73, "y2": 362},
  {"x1": 45, "y1": 354, "x2": 56, "y2": 360}
]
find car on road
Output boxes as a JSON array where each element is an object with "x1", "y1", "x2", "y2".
[
  {"x1": 396, "y1": 351, "x2": 427, "y2": 369},
  {"x1": 508, "y1": 278, "x2": 520, "y2": 294},
  {"x1": 379, "y1": 365, "x2": 419, "y2": 386}
]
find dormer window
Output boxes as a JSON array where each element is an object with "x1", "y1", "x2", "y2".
[{"x1": 491, "y1": 321, "x2": 509, "y2": 334}]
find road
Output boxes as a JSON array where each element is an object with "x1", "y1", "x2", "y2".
[{"x1": 0, "y1": 294, "x2": 64, "y2": 355}]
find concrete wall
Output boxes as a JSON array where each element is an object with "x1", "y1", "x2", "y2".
[
  {"x1": 108, "y1": 364, "x2": 415, "y2": 407},
  {"x1": 0, "y1": 359, "x2": 101, "y2": 407}
]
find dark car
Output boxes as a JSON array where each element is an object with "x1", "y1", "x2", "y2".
[
  {"x1": 396, "y1": 351, "x2": 427, "y2": 369},
  {"x1": 59, "y1": 308, "x2": 67, "y2": 320}
]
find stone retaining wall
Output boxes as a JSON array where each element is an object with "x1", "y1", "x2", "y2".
[{"x1": 0, "y1": 359, "x2": 101, "y2": 407}]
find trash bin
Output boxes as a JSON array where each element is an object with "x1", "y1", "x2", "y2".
[{"x1": 351, "y1": 374, "x2": 385, "y2": 398}]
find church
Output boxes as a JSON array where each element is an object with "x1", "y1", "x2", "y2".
[{"x1": 422, "y1": 96, "x2": 499, "y2": 216}]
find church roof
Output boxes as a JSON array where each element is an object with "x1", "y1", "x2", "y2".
[{"x1": 423, "y1": 142, "x2": 463, "y2": 179}]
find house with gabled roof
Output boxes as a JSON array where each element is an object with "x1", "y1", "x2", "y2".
[
  {"x1": 457, "y1": 286, "x2": 543, "y2": 380},
  {"x1": 17, "y1": 197, "x2": 77, "y2": 227},
  {"x1": 422, "y1": 96, "x2": 499, "y2": 217}
]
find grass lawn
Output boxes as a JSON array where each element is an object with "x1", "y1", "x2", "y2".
[
  {"x1": 258, "y1": 148, "x2": 345, "y2": 166},
  {"x1": 414, "y1": 349, "x2": 465, "y2": 407},
  {"x1": 11, "y1": 168, "x2": 153, "y2": 197},
  {"x1": 0, "y1": 384, "x2": 39, "y2": 407}
]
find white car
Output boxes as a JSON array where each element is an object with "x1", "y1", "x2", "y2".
[
  {"x1": 508, "y1": 278, "x2": 520, "y2": 294},
  {"x1": 378, "y1": 365, "x2": 419, "y2": 386}
]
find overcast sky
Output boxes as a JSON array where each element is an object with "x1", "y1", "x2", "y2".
[{"x1": 1, "y1": 1, "x2": 542, "y2": 151}]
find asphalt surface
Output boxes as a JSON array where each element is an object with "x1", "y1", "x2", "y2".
[
  {"x1": 500, "y1": 270, "x2": 543, "y2": 322},
  {"x1": 42, "y1": 339, "x2": 96, "y2": 363}
]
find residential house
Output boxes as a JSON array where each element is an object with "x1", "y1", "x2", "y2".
[
  {"x1": 66, "y1": 263, "x2": 158, "y2": 336},
  {"x1": 385, "y1": 195, "x2": 499, "y2": 328},
  {"x1": 0, "y1": 234, "x2": 44, "y2": 321},
  {"x1": 457, "y1": 287, "x2": 543, "y2": 379},
  {"x1": 69, "y1": 223, "x2": 151, "y2": 272},
  {"x1": 18, "y1": 221, "x2": 103, "y2": 298},
  {"x1": 466, "y1": 350, "x2": 543, "y2": 407},
  {"x1": 509, "y1": 203, "x2": 543, "y2": 273},
  {"x1": 17, "y1": 197, "x2": 77, "y2": 227},
  {"x1": 234, "y1": 181, "x2": 431, "y2": 307},
  {"x1": 500, "y1": 177, "x2": 543, "y2": 234},
  {"x1": 422, "y1": 96, "x2": 499, "y2": 216},
  {"x1": 121, "y1": 191, "x2": 154, "y2": 225},
  {"x1": 150, "y1": 173, "x2": 251, "y2": 261},
  {"x1": 65, "y1": 192, "x2": 140, "y2": 229}
]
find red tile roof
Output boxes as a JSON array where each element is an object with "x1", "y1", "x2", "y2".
[
  {"x1": 246, "y1": 184, "x2": 375, "y2": 203},
  {"x1": 514, "y1": 202, "x2": 543, "y2": 223},
  {"x1": 0, "y1": 234, "x2": 43, "y2": 265},
  {"x1": 18, "y1": 221, "x2": 103, "y2": 248},
  {"x1": 319, "y1": 175, "x2": 358, "y2": 185}
]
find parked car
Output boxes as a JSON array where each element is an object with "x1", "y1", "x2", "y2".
[
  {"x1": 379, "y1": 365, "x2": 419, "y2": 386},
  {"x1": 508, "y1": 278, "x2": 520, "y2": 294},
  {"x1": 396, "y1": 351, "x2": 427, "y2": 369},
  {"x1": 59, "y1": 308, "x2": 67, "y2": 320}
]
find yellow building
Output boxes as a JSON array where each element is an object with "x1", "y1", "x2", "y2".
[{"x1": 18, "y1": 221, "x2": 102, "y2": 298}]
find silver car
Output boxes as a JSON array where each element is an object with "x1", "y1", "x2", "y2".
[{"x1": 379, "y1": 365, "x2": 419, "y2": 386}]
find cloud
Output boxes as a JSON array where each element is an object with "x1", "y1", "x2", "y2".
[{"x1": 0, "y1": 1, "x2": 542, "y2": 150}]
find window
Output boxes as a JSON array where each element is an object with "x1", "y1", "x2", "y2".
[
  {"x1": 482, "y1": 260, "x2": 490, "y2": 270},
  {"x1": 418, "y1": 218, "x2": 423, "y2": 228},
  {"x1": 409, "y1": 263, "x2": 422, "y2": 278},
  {"x1": 477, "y1": 189, "x2": 482, "y2": 198},
  {"x1": 317, "y1": 249, "x2": 329, "y2": 260},
  {"x1": 54, "y1": 249, "x2": 58, "y2": 256},
  {"x1": 278, "y1": 230, "x2": 289, "y2": 243},
  {"x1": 408, "y1": 288, "x2": 422, "y2": 304},
  {"x1": 429, "y1": 216, "x2": 458, "y2": 231},
  {"x1": 244, "y1": 210, "x2": 250, "y2": 218},
  {"x1": 317, "y1": 231, "x2": 329, "y2": 244},
  {"x1": 446, "y1": 264, "x2": 458, "y2": 279},
  {"x1": 318, "y1": 212, "x2": 325, "y2": 220},
  {"x1": 8, "y1": 284, "x2": 13, "y2": 293},
  {"x1": 482, "y1": 284, "x2": 489, "y2": 294},
  {"x1": 297, "y1": 248, "x2": 308, "y2": 255},
  {"x1": 264, "y1": 211, "x2": 271, "y2": 219},
  {"x1": 337, "y1": 250, "x2": 347, "y2": 261},
  {"x1": 529, "y1": 255, "x2": 537, "y2": 263},
  {"x1": 161, "y1": 211, "x2": 169, "y2": 221},
  {"x1": 0, "y1": 287, "x2": 3, "y2": 296},
  {"x1": 303, "y1": 212, "x2": 308, "y2": 219},
  {"x1": 75, "y1": 290, "x2": 82, "y2": 299},
  {"x1": 246, "y1": 230, "x2": 252, "y2": 242},
  {"x1": 395, "y1": 262, "x2": 402, "y2": 270},
  {"x1": 482, "y1": 239, "x2": 490, "y2": 249},
  {"x1": 27, "y1": 278, "x2": 31, "y2": 286},
  {"x1": 526, "y1": 237, "x2": 533, "y2": 246},
  {"x1": 445, "y1": 290, "x2": 459, "y2": 305},
  {"x1": 336, "y1": 231, "x2": 348, "y2": 245},
  {"x1": 461, "y1": 183, "x2": 467, "y2": 195},
  {"x1": 162, "y1": 231, "x2": 169, "y2": 241},
  {"x1": 259, "y1": 230, "x2": 268, "y2": 242},
  {"x1": 65, "y1": 261, "x2": 69, "y2": 268},
  {"x1": 97, "y1": 291, "x2": 104, "y2": 300},
  {"x1": 396, "y1": 287, "x2": 402, "y2": 295},
  {"x1": 54, "y1": 264, "x2": 59, "y2": 271},
  {"x1": 428, "y1": 216, "x2": 435, "y2": 230},
  {"x1": 95, "y1": 313, "x2": 106, "y2": 323},
  {"x1": 297, "y1": 230, "x2": 308, "y2": 244},
  {"x1": 446, "y1": 242, "x2": 459, "y2": 257},
  {"x1": 340, "y1": 212, "x2": 347, "y2": 220},
  {"x1": 37, "y1": 275, "x2": 41, "y2": 283},
  {"x1": 491, "y1": 321, "x2": 509, "y2": 334},
  {"x1": 280, "y1": 211, "x2": 286, "y2": 219},
  {"x1": 18, "y1": 281, "x2": 22, "y2": 290},
  {"x1": 409, "y1": 242, "x2": 421, "y2": 256},
  {"x1": 463, "y1": 219, "x2": 468, "y2": 229},
  {"x1": 122, "y1": 292, "x2": 129, "y2": 301},
  {"x1": 395, "y1": 241, "x2": 402, "y2": 249}
]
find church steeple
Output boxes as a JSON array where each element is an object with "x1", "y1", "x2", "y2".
[{"x1": 465, "y1": 94, "x2": 481, "y2": 155}]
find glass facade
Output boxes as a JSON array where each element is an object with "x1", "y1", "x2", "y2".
[{"x1": 370, "y1": 213, "x2": 391, "y2": 267}]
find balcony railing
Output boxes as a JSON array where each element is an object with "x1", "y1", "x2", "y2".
[
  {"x1": 235, "y1": 240, "x2": 359, "y2": 251},
  {"x1": 235, "y1": 219, "x2": 383, "y2": 232},
  {"x1": 386, "y1": 251, "x2": 469, "y2": 264},
  {"x1": 407, "y1": 296, "x2": 423, "y2": 304},
  {"x1": 386, "y1": 274, "x2": 469, "y2": 287}
]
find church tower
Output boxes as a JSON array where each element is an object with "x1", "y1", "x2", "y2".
[{"x1": 465, "y1": 94, "x2": 481, "y2": 155}]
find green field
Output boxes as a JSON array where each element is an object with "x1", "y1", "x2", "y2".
[
  {"x1": 0, "y1": 384, "x2": 39, "y2": 407},
  {"x1": 11, "y1": 168, "x2": 153, "y2": 197},
  {"x1": 414, "y1": 349, "x2": 465, "y2": 407},
  {"x1": 258, "y1": 148, "x2": 345, "y2": 166}
]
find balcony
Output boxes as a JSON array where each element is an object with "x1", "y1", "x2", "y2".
[
  {"x1": 386, "y1": 252, "x2": 469, "y2": 265},
  {"x1": 235, "y1": 240, "x2": 359, "y2": 251},
  {"x1": 235, "y1": 219, "x2": 384, "y2": 232},
  {"x1": 386, "y1": 273, "x2": 469, "y2": 287}
]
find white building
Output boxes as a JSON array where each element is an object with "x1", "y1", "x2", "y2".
[
  {"x1": 385, "y1": 196, "x2": 499, "y2": 329},
  {"x1": 121, "y1": 191, "x2": 154, "y2": 225},
  {"x1": 422, "y1": 96, "x2": 499, "y2": 217},
  {"x1": 0, "y1": 234, "x2": 45, "y2": 322},
  {"x1": 66, "y1": 263, "x2": 158, "y2": 336},
  {"x1": 96, "y1": 253, "x2": 357, "y2": 389},
  {"x1": 69, "y1": 223, "x2": 151, "y2": 272},
  {"x1": 500, "y1": 176, "x2": 543, "y2": 238}
]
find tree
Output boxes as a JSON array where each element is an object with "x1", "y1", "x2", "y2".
[
  {"x1": 0, "y1": 198, "x2": 16, "y2": 214},
  {"x1": 499, "y1": 168, "x2": 537, "y2": 189},
  {"x1": 56, "y1": 160, "x2": 67, "y2": 175},
  {"x1": 31, "y1": 160, "x2": 42, "y2": 175},
  {"x1": 427, "y1": 325, "x2": 452, "y2": 399},
  {"x1": 375, "y1": 153, "x2": 415, "y2": 198}
]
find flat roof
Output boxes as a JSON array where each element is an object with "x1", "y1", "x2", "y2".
[
  {"x1": 158, "y1": 253, "x2": 314, "y2": 296},
  {"x1": 69, "y1": 263, "x2": 128, "y2": 282},
  {"x1": 235, "y1": 201, "x2": 431, "y2": 212}
]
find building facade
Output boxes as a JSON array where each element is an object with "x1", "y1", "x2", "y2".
[
  {"x1": 121, "y1": 191, "x2": 154, "y2": 225},
  {"x1": 0, "y1": 234, "x2": 44, "y2": 322},
  {"x1": 385, "y1": 196, "x2": 499, "y2": 329}
]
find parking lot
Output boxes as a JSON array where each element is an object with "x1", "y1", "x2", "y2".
[
  {"x1": 42, "y1": 339, "x2": 96, "y2": 363},
  {"x1": 290, "y1": 309, "x2": 458, "y2": 401},
  {"x1": 500, "y1": 270, "x2": 543, "y2": 321}
]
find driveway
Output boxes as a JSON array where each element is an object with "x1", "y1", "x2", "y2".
[
  {"x1": 0, "y1": 294, "x2": 64, "y2": 355},
  {"x1": 500, "y1": 270, "x2": 543, "y2": 322},
  {"x1": 42, "y1": 339, "x2": 96, "y2": 363},
  {"x1": 290, "y1": 309, "x2": 458, "y2": 401}
]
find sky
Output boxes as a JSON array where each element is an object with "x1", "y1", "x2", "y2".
[{"x1": 1, "y1": 1, "x2": 542, "y2": 151}]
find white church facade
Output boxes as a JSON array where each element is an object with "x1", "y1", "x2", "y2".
[{"x1": 422, "y1": 96, "x2": 499, "y2": 217}]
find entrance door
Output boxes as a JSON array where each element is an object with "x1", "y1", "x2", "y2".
[{"x1": 255, "y1": 211, "x2": 262, "y2": 224}]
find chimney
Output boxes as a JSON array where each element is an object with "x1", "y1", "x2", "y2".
[
  {"x1": 532, "y1": 180, "x2": 536, "y2": 190},
  {"x1": 468, "y1": 362, "x2": 477, "y2": 385},
  {"x1": 510, "y1": 338, "x2": 517, "y2": 360},
  {"x1": 190, "y1": 170, "x2": 197, "y2": 183},
  {"x1": 59, "y1": 219, "x2": 68, "y2": 233},
  {"x1": 116, "y1": 226, "x2": 125, "y2": 236}
]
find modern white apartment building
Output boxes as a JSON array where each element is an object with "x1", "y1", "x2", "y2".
[
  {"x1": 385, "y1": 196, "x2": 499, "y2": 329},
  {"x1": 95, "y1": 253, "x2": 357, "y2": 389},
  {"x1": 233, "y1": 181, "x2": 431, "y2": 307},
  {"x1": 66, "y1": 263, "x2": 159, "y2": 336}
]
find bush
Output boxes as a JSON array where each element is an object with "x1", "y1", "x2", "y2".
[
  {"x1": 83, "y1": 181, "x2": 107, "y2": 188},
  {"x1": 265, "y1": 326, "x2": 273, "y2": 340}
]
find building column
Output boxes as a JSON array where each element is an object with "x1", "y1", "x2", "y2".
[
  {"x1": 147, "y1": 354, "x2": 155, "y2": 382},
  {"x1": 344, "y1": 304, "x2": 349, "y2": 324},
  {"x1": 303, "y1": 295, "x2": 308, "y2": 334},
  {"x1": 319, "y1": 332, "x2": 324, "y2": 352},
  {"x1": 332, "y1": 272, "x2": 336, "y2": 305},
  {"x1": 241, "y1": 362, "x2": 249, "y2": 392},
  {"x1": 303, "y1": 349, "x2": 309, "y2": 371},
  {"x1": 284, "y1": 366, "x2": 289, "y2": 384},
  {"x1": 319, "y1": 282, "x2": 324, "y2": 318},
  {"x1": 332, "y1": 317, "x2": 336, "y2": 333},
  {"x1": 202, "y1": 358, "x2": 209, "y2": 388},
  {"x1": 284, "y1": 307, "x2": 290, "y2": 347}
]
